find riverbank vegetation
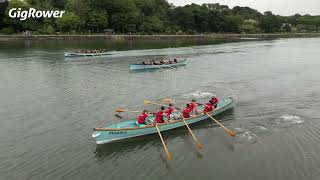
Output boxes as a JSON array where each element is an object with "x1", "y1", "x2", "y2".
[{"x1": 0, "y1": 0, "x2": 320, "y2": 35}]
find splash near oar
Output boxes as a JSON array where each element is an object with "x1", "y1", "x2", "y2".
[{"x1": 206, "y1": 113, "x2": 236, "y2": 137}]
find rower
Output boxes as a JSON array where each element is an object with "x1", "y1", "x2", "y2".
[
  {"x1": 154, "y1": 106, "x2": 166, "y2": 124},
  {"x1": 189, "y1": 99, "x2": 199, "y2": 115},
  {"x1": 203, "y1": 100, "x2": 214, "y2": 113},
  {"x1": 211, "y1": 96, "x2": 219, "y2": 108},
  {"x1": 174, "y1": 59, "x2": 178, "y2": 63},
  {"x1": 165, "y1": 104, "x2": 179, "y2": 120},
  {"x1": 136, "y1": 110, "x2": 149, "y2": 126},
  {"x1": 182, "y1": 104, "x2": 192, "y2": 118}
]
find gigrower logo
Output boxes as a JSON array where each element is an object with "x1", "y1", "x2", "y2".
[{"x1": 8, "y1": 8, "x2": 65, "y2": 21}]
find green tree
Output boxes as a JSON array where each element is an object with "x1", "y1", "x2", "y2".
[
  {"x1": 259, "y1": 11, "x2": 281, "y2": 33},
  {"x1": 3, "y1": 0, "x2": 36, "y2": 32},
  {"x1": 140, "y1": 15, "x2": 164, "y2": 33},
  {"x1": 226, "y1": 15, "x2": 243, "y2": 32},
  {"x1": 0, "y1": 0, "x2": 9, "y2": 29},
  {"x1": 86, "y1": 11, "x2": 108, "y2": 33},
  {"x1": 56, "y1": 12, "x2": 80, "y2": 32},
  {"x1": 241, "y1": 19, "x2": 260, "y2": 33}
]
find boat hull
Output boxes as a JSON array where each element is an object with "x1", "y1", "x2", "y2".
[
  {"x1": 129, "y1": 59, "x2": 187, "y2": 70},
  {"x1": 92, "y1": 96, "x2": 235, "y2": 144}
]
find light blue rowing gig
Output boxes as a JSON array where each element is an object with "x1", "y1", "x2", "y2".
[
  {"x1": 129, "y1": 59, "x2": 187, "y2": 70},
  {"x1": 64, "y1": 52, "x2": 112, "y2": 57},
  {"x1": 92, "y1": 96, "x2": 235, "y2": 144}
]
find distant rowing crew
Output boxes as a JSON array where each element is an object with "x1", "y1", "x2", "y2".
[
  {"x1": 74, "y1": 49, "x2": 107, "y2": 54},
  {"x1": 140, "y1": 58, "x2": 179, "y2": 65},
  {"x1": 136, "y1": 96, "x2": 219, "y2": 126}
]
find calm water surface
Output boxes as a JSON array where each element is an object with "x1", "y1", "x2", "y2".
[{"x1": 0, "y1": 38, "x2": 320, "y2": 180}]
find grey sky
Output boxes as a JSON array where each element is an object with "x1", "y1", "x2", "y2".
[{"x1": 168, "y1": 0, "x2": 320, "y2": 16}]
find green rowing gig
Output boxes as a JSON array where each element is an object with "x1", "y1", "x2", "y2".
[{"x1": 92, "y1": 96, "x2": 235, "y2": 144}]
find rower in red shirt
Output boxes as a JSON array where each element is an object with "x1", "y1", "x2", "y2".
[
  {"x1": 165, "y1": 104, "x2": 174, "y2": 117},
  {"x1": 203, "y1": 100, "x2": 214, "y2": 113},
  {"x1": 154, "y1": 106, "x2": 165, "y2": 124},
  {"x1": 183, "y1": 104, "x2": 192, "y2": 118},
  {"x1": 189, "y1": 99, "x2": 199, "y2": 114},
  {"x1": 137, "y1": 110, "x2": 149, "y2": 125},
  {"x1": 211, "y1": 96, "x2": 219, "y2": 108}
]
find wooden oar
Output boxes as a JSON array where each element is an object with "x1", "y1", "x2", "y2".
[
  {"x1": 163, "y1": 98, "x2": 203, "y2": 105},
  {"x1": 115, "y1": 108, "x2": 141, "y2": 113},
  {"x1": 144, "y1": 100, "x2": 168, "y2": 107},
  {"x1": 206, "y1": 113, "x2": 236, "y2": 137},
  {"x1": 163, "y1": 98, "x2": 186, "y2": 104},
  {"x1": 182, "y1": 118, "x2": 204, "y2": 149},
  {"x1": 155, "y1": 123, "x2": 173, "y2": 160}
]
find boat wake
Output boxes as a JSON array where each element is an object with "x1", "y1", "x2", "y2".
[
  {"x1": 234, "y1": 128, "x2": 259, "y2": 144},
  {"x1": 182, "y1": 91, "x2": 214, "y2": 99},
  {"x1": 273, "y1": 114, "x2": 304, "y2": 128}
]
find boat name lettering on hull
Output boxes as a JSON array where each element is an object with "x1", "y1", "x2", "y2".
[{"x1": 109, "y1": 131, "x2": 127, "y2": 135}]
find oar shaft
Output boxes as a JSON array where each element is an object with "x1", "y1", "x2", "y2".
[
  {"x1": 206, "y1": 113, "x2": 227, "y2": 130},
  {"x1": 155, "y1": 124, "x2": 172, "y2": 160},
  {"x1": 183, "y1": 118, "x2": 203, "y2": 149},
  {"x1": 115, "y1": 108, "x2": 142, "y2": 113},
  {"x1": 206, "y1": 113, "x2": 236, "y2": 137},
  {"x1": 125, "y1": 110, "x2": 141, "y2": 113},
  {"x1": 151, "y1": 102, "x2": 168, "y2": 107}
]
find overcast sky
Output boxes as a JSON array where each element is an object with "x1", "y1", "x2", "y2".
[{"x1": 168, "y1": 0, "x2": 320, "y2": 16}]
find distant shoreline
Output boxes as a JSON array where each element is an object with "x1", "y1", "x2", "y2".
[{"x1": 0, "y1": 33, "x2": 320, "y2": 41}]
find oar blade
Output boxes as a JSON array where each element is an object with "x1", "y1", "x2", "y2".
[
  {"x1": 167, "y1": 153, "x2": 173, "y2": 160},
  {"x1": 163, "y1": 98, "x2": 174, "y2": 104},
  {"x1": 144, "y1": 99, "x2": 152, "y2": 105},
  {"x1": 228, "y1": 130, "x2": 237, "y2": 137},
  {"x1": 115, "y1": 108, "x2": 125, "y2": 113},
  {"x1": 197, "y1": 143, "x2": 204, "y2": 149}
]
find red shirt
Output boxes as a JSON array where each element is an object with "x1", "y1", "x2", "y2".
[
  {"x1": 183, "y1": 108, "x2": 192, "y2": 118},
  {"x1": 204, "y1": 103, "x2": 213, "y2": 113},
  {"x1": 165, "y1": 107, "x2": 174, "y2": 116},
  {"x1": 155, "y1": 111, "x2": 164, "y2": 123},
  {"x1": 211, "y1": 97, "x2": 219, "y2": 105},
  {"x1": 189, "y1": 102, "x2": 196, "y2": 111},
  {"x1": 138, "y1": 112, "x2": 148, "y2": 124}
]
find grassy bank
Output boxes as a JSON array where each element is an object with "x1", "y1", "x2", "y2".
[{"x1": 0, "y1": 33, "x2": 320, "y2": 41}]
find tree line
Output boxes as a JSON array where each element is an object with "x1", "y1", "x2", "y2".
[{"x1": 0, "y1": 0, "x2": 320, "y2": 35}]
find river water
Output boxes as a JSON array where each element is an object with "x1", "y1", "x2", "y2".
[{"x1": 0, "y1": 38, "x2": 320, "y2": 180}]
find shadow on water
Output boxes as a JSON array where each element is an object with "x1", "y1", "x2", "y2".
[{"x1": 94, "y1": 108, "x2": 235, "y2": 158}]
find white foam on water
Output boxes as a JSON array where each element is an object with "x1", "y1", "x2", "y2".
[
  {"x1": 234, "y1": 128, "x2": 258, "y2": 144},
  {"x1": 182, "y1": 91, "x2": 214, "y2": 99},
  {"x1": 256, "y1": 125, "x2": 268, "y2": 131},
  {"x1": 272, "y1": 114, "x2": 304, "y2": 129},
  {"x1": 279, "y1": 114, "x2": 304, "y2": 124}
]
